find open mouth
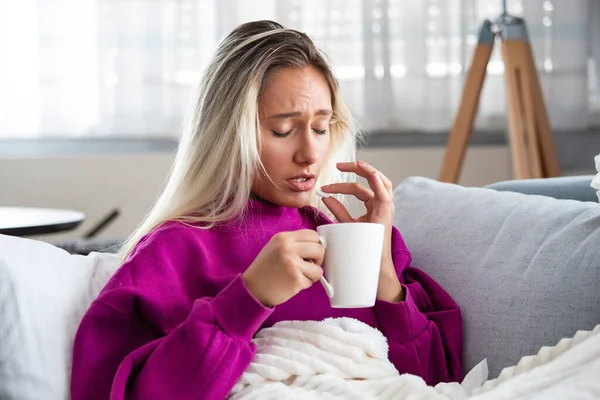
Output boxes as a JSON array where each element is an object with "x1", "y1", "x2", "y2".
[{"x1": 287, "y1": 175, "x2": 315, "y2": 192}]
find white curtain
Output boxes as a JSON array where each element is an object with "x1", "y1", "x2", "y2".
[{"x1": 0, "y1": 0, "x2": 595, "y2": 138}]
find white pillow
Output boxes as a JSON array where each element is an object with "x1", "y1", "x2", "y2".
[{"x1": 0, "y1": 234, "x2": 119, "y2": 400}]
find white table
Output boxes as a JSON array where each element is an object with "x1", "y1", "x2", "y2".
[{"x1": 0, "y1": 207, "x2": 85, "y2": 236}]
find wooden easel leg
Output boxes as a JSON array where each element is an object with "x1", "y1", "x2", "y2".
[
  {"x1": 513, "y1": 40, "x2": 543, "y2": 178},
  {"x1": 438, "y1": 21, "x2": 494, "y2": 183},
  {"x1": 502, "y1": 39, "x2": 531, "y2": 179},
  {"x1": 523, "y1": 42, "x2": 561, "y2": 177}
]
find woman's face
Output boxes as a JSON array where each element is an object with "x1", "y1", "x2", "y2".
[{"x1": 252, "y1": 66, "x2": 332, "y2": 208}]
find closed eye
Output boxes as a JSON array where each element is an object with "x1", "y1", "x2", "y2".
[
  {"x1": 271, "y1": 129, "x2": 292, "y2": 138},
  {"x1": 272, "y1": 128, "x2": 328, "y2": 137}
]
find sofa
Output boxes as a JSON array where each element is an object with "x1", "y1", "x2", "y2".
[{"x1": 1, "y1": 176, "x2": 599, "y2": 399}]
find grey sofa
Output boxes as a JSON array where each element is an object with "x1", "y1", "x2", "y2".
[{"x1": 1, "y1": 176, "x2": 599, "y2": 399}]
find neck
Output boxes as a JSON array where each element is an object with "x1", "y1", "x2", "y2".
[{"x1": 249, "y1": 192, "x2": 262, "y2": 201}]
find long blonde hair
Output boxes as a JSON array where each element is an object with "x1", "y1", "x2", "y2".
[{"x1": 121, "y1": 20, "x2": 362, "y2": 260}]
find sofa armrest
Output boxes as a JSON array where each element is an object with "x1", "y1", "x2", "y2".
[
  {"x1": 52, "y1": 238, "x2": 124, "y2": 255},
  {"x1": 484, "y1": 175, "x2": 597, "y2": 202}
]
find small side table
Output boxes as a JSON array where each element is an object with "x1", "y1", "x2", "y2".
[{"x1": 0, "y1": 207, "x2": 85, "y2": 236}]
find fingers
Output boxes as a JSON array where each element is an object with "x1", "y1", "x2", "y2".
[
  {"x1": 320, "y1": 182, "x2": 374, "y2": 202},
  {"x1": 285, "y1": 229, "x2": 321, "y2": 243},
  {"x1": 335, "y1": 161, "x2": 392, "y2": 200},
  {"x1": 298, "y1": 260, "x2": 324, "y2": 283},
  {"x1": 296, "y1": 241, "x2": 325, "y2": 285},
  {"x1": 321, "y1": 196, "x2": 355, "y2": 223},
  {"x1": 296, "y1": 241, "x2": 325, "y2": 265}
]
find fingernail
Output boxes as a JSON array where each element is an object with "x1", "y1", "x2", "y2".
[{"x1": 316, "y1": 189, "x2": 331, "y2": 198}]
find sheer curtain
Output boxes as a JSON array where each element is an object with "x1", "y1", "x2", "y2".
[{"x1": 0, "y1": 0, "x2": 595, "y2": 138}]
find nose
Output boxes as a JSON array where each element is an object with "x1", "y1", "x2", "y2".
[{"x1": 293, "y1": 127, "x2": 319, "y2": 166}]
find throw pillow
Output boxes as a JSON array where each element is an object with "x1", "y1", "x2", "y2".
[
  {"x1": 0, "y1": 234, "x2": 119, "y2": 400},
  {"x1": 392, "y1": 177, "x2": 600, "y2": 378}
]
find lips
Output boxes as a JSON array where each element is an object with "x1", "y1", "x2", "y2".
[{"x1": 287, "y1": 174, "x2": 316, "y2": 192}]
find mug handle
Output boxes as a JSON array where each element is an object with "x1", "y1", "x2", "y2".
[{"x1": 318, "y1": 236, "x2": 335, "y2": 298}]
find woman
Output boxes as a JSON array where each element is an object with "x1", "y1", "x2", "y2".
[{"x1": 71, "y1": 20, "x2": 462, "y2": 400}]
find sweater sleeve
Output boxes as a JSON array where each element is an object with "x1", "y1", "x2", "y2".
[
  {"x1": 373, "y1": 227, "x2": 463, "y2": 386},
  {"x1": 71, "y1": 226, "x2": 273, "y2": 400}
]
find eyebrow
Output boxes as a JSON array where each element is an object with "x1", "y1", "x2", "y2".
[{"x1": 267, "y1": 109, "x2": 333, "y2": 119}]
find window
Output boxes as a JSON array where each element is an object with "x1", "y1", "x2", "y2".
[{"x1": 0, "y1": 0, "x2": 596, "y2": 139}]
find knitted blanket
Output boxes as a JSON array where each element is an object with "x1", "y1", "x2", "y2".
[{"x1": 229, "y1": 318, "x2": 600, "y2": 399}]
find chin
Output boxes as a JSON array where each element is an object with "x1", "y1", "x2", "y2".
[{"x1": 277, "y1": 192, "x2": 312, "y2": 208}]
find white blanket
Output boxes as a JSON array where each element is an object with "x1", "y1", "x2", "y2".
[{"x1": 228, "y1": 318, "x2": 600, "y2": 399}]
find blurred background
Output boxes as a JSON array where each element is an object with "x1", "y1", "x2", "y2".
[{"x1": 0, "y1": 0, "x2": 598, "y2": 241}]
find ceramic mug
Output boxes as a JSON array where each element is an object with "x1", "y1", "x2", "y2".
[{"x1": 316, "y1": 222, "x2": 385, "y2": 308}]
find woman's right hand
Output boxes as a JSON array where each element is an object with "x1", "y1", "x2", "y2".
[{"x1": 242, "y1": 229, "x2": 325, "y2": 307}]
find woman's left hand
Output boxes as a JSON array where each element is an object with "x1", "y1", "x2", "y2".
[{"x1": 319, "y1": 160, "x2": 405, "y2": 302}]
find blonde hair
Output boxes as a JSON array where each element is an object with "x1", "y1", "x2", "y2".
[{"x1": 120, "y1": 20, "x2": 362, "y2": 260}]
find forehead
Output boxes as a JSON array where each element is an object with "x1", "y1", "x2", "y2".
[{"x1": 259, "y1": 66, "x2": 332, "y2": 111}]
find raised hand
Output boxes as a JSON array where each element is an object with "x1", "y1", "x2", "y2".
[{"x1": 319, "y1": 160, "x2": 404, "y2": 302}]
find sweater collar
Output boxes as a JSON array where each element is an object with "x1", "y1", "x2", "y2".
[{"x1": 241, "y1": 198, "x2": 304, "y2": 229}]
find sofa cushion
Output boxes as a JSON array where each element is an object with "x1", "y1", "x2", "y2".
[
  {"x1": 392, "y1": 177, "x2": 600, "y2": 379},
  {"x1": 0, "y1": 234, "x2": 119, "y2": 400}
]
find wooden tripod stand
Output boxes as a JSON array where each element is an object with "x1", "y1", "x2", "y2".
[{"x1": 439, "y1": 12, "x2": 561, "y2": 183}]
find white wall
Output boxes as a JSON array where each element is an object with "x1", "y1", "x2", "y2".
[{"x1": 0, "y1": 145, "x2": 578, "y2": 242}]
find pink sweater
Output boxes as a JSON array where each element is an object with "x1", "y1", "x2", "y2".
[{"x1": 71, "y1": 200, "x2": 462, "y2": 399}]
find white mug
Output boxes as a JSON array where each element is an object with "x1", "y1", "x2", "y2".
[{"x1": 316, "y1": 222, "x2": 385, "y2": 308}]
